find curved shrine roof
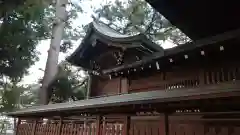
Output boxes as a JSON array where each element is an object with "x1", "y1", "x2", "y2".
[{"x1": 67, "y1": 20, "x2": 164, "y2": 69}]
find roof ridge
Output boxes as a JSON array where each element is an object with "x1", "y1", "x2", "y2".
[{"x1": 92, "y1": 20, "x2": 125, "y2": 35}]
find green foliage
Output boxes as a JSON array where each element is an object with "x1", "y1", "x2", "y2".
[
  {"x1": 44, "y1": 1, "x2": 84, "y2": 53},
  {"x1": 0, "y1": 0, "x2": 85, "y2": 83},
  {"x1": 94, "y1": 0, "x2": 190, "y2": 45},
  {"x1": 0, "y1": 85, "x2": 21, "y2": 112},
  {"x1": 0, "y1": 0, "x2": 49, "y2": 82},
  {"x1": 0, "y1": 83, "x2": 37, "y2": 113},
  {"x1": 0, "y1": 117, "x2": 11, "y2": 134},
  {"x1": 0, "y1": 83, "x2": 37, "y2": 134},
  {"x1": 48, "y1": 63, "x2": 88, "y2": 103}
]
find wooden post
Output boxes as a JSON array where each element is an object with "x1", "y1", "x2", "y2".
[
  {"x1": 96, "y1": 116, "x2": 101, "y2": 135},
  {"x1": 124, "y1": 116, "x2": 130, "y2": 135},
  {"x1": 121, "y1": 78, "x2": 128, "y2": 94},
  {"x1": 59, "y1": 117, "x2": 63, "y2": 135},
  {"x1": 31, "y1": 120, "x2": 37, "y2": 135},
  {"x1": 15, "y1": 118, "x2": 21, "y2": 135},
  {"x1": 199, "y1": 69, "x2": 205, "y2": 85},
  {"x1": 119, "y1": 77, "x2": 122, "y2": 94},
  {"x1": 84, "y1": 118, "x2": 87, "y2": 134},
  {"x1": 164, "y1": 113, "x2": 169, "y2": 135},
  {"x1": 86, "y1": 74, "x2": 92, "y2": 99},
  {"x1": 102, "y1": 117, "x2": 106, "y2": 135}
]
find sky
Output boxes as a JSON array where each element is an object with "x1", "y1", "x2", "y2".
[{"x1": 21, "y1": 0, "x2": 175, "y2": 85}]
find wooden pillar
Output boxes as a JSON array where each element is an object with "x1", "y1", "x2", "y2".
[
  {"x1": 164, "y1": 113, "x2": 169, "y2": 135},
  {"x1": 58, "y1": 117, "x2": 63, "y2": 135},
  {"x1": 96, "y1": 116, "x2": 101, "y2": 135},
  {"x1": 84, "y1": 117, "x2": 87, "y2": 134},
  {"x1": 102, "y1": 117, "x2": 106, "y2": 135},
  {"x1": 121, "y1": 78, "x2": 128, "y2": 94},
  {"x1": 86, "y1": 74, "x2": 92, "y2": 99},
  {"x1": 15, "y1": 118, "x2": 21, "y2": 135},
  {"x1": 199, "y1": 69, "x2": 205, "y2": 85},
  {"x1": 119, "y1": 77, "x2": 122, "y2": 94},
  {"x1": 123, "y1": 116, "x2": 130, "y2": 135},
  {"x1": 31, "y1": 120, "x2": 37, "y2": 135}
]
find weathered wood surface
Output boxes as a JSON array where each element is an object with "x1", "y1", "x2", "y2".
[
  {"x1": 169, "y1": 116, "x2": 240, "y2": 135},
  {"x1": 17, "y1": 115, "x2": 240, "y2": 135},
  {"x1": 129, "y1": 65, "x2": 240, "y2": 92},
  {"x1": 90, "y1": 60, "x2": 240, "y2": 97},
  {"x1": 9, "y1": 79, "x2": 240, "y2": 117}
]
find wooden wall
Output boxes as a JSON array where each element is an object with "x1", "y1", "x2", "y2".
[
  {"x1": 90, "y1": 76, "x2": 128, "y2": 97},
  {"x1": 168, "y1": 115, "x2": 240, "y2": 135},
  {"x1": 89, "y1": 42, "x2": 240, "y2": 97},
  {"x1": 129, "y1": 62, "x2": 240, "y2": 93},
  {"x1": 89, "y1": 61, "x2": 240, "y2": 97},
  {"x1": 128, "y1": 67, "x2": 200, "y2": 92}
]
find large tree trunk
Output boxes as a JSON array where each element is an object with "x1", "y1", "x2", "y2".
[{"x1": 39, "y1": 0, "x2": 68, "y2": 105}]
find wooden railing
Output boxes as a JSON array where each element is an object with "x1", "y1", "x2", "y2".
[
  {"x1": 169, "y1": 115, "x2": 240, "y2": 135},
  {"x1": 17, "y1": 122, "x2": 34, "y2": 135},
  {"x1": 16, "y1": 114, "x2": 240, "y2": 135},
  {"x1": 129, "y1": 65, "x2": 240, "y2": 92},
  {"x1": 203, "y1": 67, "x2": 239, "y2": 84},
  {"x1": 17, "y1": 116, "x2": 126, "y2": 135},
  {"x1": 165, "y1": 78, "x2": 200, "y2": 90},
  {"x1": 17, "y1": 118, "x2": 97, "y2": 135},
  {"x1": 101, "y1": 123, "x2": 123, "y2": 135},
  {"x1": 35, "y1": 122, "x2": 60, "y2": 135},
  {"x1": 130, "y1": 119, "x2": 164, "y2": 135}
]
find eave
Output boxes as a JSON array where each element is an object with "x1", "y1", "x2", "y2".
[
  {"x1": 7, "y1": 81, "x2": 240, "y2": 117},
  {"x1": 146, "y1": 0, "x2": 240, "y2": 40}
]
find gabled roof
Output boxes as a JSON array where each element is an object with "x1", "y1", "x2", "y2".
[
  {"x1": 67, "y1": 21, "x2": 164, "y2": 69},
  {"x1": 147, "y1": 0, "x2": 240, "y2": 40}
]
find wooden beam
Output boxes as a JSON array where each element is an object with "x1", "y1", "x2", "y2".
[
  {"x1": 108, "y1": 42, "x2": 140, "y2": 49},
  {"x1": 164, "y1": 113, "x2": 169, "y2": 135}
]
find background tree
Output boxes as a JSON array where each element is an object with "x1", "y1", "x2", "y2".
[
  {"x1": 0, "y1": 0, "x2": 84, "y2": 83},
  {"x1": 0, "y1": 0, "x2": 86, "y2": 131},
  {"x1": 94, "y1": 0, "x2": 190, "y2": 45},
  {"x1": 0, "y1": 0, "x2": 85, "y2": 104},
  {"x1": 0, "y1": 0, "x2": 88, "y2": 133},
  {"x1": 0, "y1": 83, "x2": 38, "y2": 134},
  {"x1": 0, "y1": 0, "x2": 48, "y2": 83},
  {"x1": 47, "y1": 62, "x2": 88, "y2": 103}
]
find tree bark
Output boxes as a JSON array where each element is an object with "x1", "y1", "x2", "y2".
[{"x1": 39, "y1": 0, "x2": 68, "y2": 105}]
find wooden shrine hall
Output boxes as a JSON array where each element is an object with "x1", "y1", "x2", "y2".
[{"x1": 8, "y1": 1, "x2": 240, "y2": 135}]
